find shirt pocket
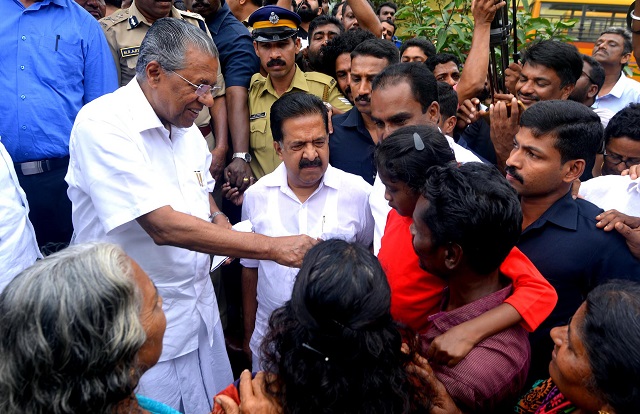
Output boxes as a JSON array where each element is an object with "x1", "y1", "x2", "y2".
[
  {"x1": 37, "y1": 35, "x2": 83, "y2": 89},
  {"x1": 250, "y1": 117, "x2": 268, "y2": 150}
]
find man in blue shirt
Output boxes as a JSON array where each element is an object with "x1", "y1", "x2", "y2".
[
  {"x1": 329, "y1": 38, "x2": 398, "y2": 185},
  {"x1": 505, "y1": 99, "x2": 640, "y2": 384},
  {"x1": 1, "y1": 0, "x2": 117, "y2": 249}
]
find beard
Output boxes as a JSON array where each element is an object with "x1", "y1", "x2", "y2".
[{"x1": 297, "y1": 3, "x2": 319, "y2": 22}]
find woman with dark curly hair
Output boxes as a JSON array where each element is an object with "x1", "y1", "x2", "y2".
[{"x1": 214, "y1": 239, "x2": 433, "y2": 414}]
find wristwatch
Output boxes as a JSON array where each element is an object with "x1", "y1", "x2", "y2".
[{"x1": 232, "y1": 152, "x2": 252, "y2": 163}]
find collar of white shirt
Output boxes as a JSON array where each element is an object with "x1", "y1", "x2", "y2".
[
  {"x1": 260, "y1": 162, "x2": 342, "y2": 192},
  {"x1": 125, "y1": 78, "x2": 171, "y2": 134}
]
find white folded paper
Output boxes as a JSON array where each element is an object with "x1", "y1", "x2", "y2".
[{"x1": 210, "y1": 220, "x2": 254, "y2": 272}]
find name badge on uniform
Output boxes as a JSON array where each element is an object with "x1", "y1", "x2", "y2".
[
  {"x1": 120, "y1": 47, "x2": 140, "y2": 58},
  {"x1": 250, "y1": 112, "x2": 266, "y2": 121}
]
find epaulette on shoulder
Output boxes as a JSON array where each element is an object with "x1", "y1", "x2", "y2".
[
  {"x1": 250, "y1": 72, "x2": 267, "y2": 86},
  {"x1": 99, "y1": 8, "x2": 130, "y2": 29},
  {"x1": 304, "y1": 71, "x2": 337, "y2": 87},
  {"x1": 179, "y1": 9, "x2": 206, "y2": 21}
]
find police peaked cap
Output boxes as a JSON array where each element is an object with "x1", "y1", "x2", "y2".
[{"x1": 249, "y1": 6, "x2": 301, "y2": 42}]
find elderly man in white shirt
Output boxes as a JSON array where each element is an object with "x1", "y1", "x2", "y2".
[
  {"x1": 240, "y1": 93, "x2": 374, "y2": 370},
  {"x1": 368, "y1": 63, "x2": 482, "y2": 254},
  {"x1": 0, "y1": 138, "x2": 41, "y2": 292},
  {"x1": 65, "y1": 19, "x2": 315, "y2": 414}
]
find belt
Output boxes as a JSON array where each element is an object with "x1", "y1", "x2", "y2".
[
  {"x1": 199, "y1": 124, "x2": 212, "y2": 137},
  {"x1": 15, "y1": 156, "x2": 70, "y2": 176}
]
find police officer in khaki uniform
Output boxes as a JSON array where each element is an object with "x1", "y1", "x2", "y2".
[
  {"x1": 100, "y1": 0, "x2": 229, "y2": 180},
  {"x1": 247, "y1": 6, "x2": 351, "y2": 180}
]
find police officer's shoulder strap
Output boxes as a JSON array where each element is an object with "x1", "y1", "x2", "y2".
[
  {"x1": 304, "y1": 71, "x2": 337, "y2": 87},
  {"x1": 250, "y1": 72, "x2": 267, "y2": 87},
  {"x1": 304, "y1": 71, "x2": 336, "y2": 102},
  {"x1": 99, "y1": 8, "x2": 130, "y2": 30},
  {"x1": 178, "y1": 9, "x2": 208, "y2": 32}
]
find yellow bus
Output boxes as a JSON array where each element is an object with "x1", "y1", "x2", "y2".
[{"x1": 531, "y1": 0, "x2": 638, "y2": 75}]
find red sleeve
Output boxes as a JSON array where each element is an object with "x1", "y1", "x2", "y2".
[{"x1": 499, "y1": 247, "x2": 558, "y2": 332}]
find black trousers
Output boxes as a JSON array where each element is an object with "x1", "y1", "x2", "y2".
[{"x1": 17, "y1": 166, "x2": 73, "y2": 252}]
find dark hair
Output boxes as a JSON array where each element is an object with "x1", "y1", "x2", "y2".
[
  {"x1": 382, "y1": 18, "x2": 396, "y2": 31},
  {"x1": 372, "y1": 63, "x2": 439, "y2": 113},
  {"x1": 419, "y1": 163, "x2": 522, "y2": 275},
  {"x1": 582, "y1": 54, "x2": 605, "y2": 90},
  {"x1": 424, "y1": 53, "x2": 460, "y2": 72},
  {"x1": 318, "y1": 29, "x2": 377, "y2": 79},
  {"x1": 520, "y1": 40, "x2": 582, "y2": 88},
  {"x1": 351, "y1": 38, "x2": 400, "y2": 65},
  {"x1": 400, "y1": 37, "x2": 436, "y2": 60},
  {"x1": 604, "y1": 103, "x2": 640, "y2": 145},
  {"x1": 309, "y1": 15, "x2": 345, "y2": 39},
  {"x1": 261, "y1": 240, "x2": 433, "y2": 414},
  {"x1": 375, "y1": 125, "x2": 456, "y2": 192},
  {"x1": 437, "y1": 82, "x2": 457, "y2": 118},
  {"x1": 331, "y1": 0, "x2": 345, "y2": 16},
  {"x1": 519, "y1": 100, "x2": 603, "y2": 166},
  {"x1": 600, "y1": 27, "x2": 633, "y2": 55},
  {"x1": 582, "y1": 280, "x2": 640, "y2": 413},
  {"x1": 270, "y1": 93, "x2": 329, "y2": 144},
  {"x1": 105, "y1": 0, "x2": 122, "y2": 6},
  {"x1": 376, "y1": 1, "x2": 397, "y2": 14}
]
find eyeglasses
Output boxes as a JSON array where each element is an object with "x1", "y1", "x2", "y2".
[
  {"x1": 581, "y1": 70, "x2": 597, "y2": 86},
  {"x1": 603, "y1": 149, "x2": 640, "y2": 168},
  {"x1": 169, "y1": 70, "x2": 221, "y2": 97}
]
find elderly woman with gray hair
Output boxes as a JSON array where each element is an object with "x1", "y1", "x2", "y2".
[{"x1": 0, "y1": 243, "x2": 172, "y2": 414}]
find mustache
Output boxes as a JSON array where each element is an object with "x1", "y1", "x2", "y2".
[
  {"x1": 505, "y1": 166, "x2": 524, "y2": 184},
  {"x1": 267, "y1": 59, "x2": 287, "y2": 67},
  {"x1": 354, "y1": 94, "x2": 370, "y2": 103},
  {"x1": 517, "y1": 91, "x2": 540, "y2": 102},
  {"x1": 299, "y1": 157, "x2": 323, "y2": 169}
]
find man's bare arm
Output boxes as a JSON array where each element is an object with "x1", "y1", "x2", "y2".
[
  {"x1": 210, "y1": 96, "x2": 229, "y2": 183},
  {"x1": 456, "y1": 0, "x2": 506, "y2": 103},
  {"x1": 224, "y1": 86, "x2": 254, "y2": 193},
  {"x1": 346, "y1": 0, "x2": 382, "y2": 37},
  {"x1": 137, "y1": 206, "x2": 317, "y2": 267}
]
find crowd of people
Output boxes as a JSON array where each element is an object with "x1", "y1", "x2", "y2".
[{"x1": 3, "y1": 0, "x2": 640, "y2": 412}]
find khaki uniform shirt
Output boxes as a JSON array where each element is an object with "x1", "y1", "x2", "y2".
[
  {"x1": 248, "y1": 65, "x2": 351, "y2": 179},
  {"x1": 100, "y1": 3, "x2": 224, "y2": 147}
]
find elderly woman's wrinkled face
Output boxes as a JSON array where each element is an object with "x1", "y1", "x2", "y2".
[
  {"x1": 131, "y1": 259, "x2": 166, "y2": 371},
  {"x1": 549, "y1": 303, "x2": 604, "y2": 412}
]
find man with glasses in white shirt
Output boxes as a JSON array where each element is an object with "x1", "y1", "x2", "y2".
[{"x1": 66, "y1": 19, "x2": 316, "y2": 413}]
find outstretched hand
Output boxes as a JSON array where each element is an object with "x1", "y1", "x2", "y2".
[
  {"x1": 403, "y1": 346, "x2": 462, "y2": 414},
  {"x1": 215, "y1": 371, "x2": 281, "y2": 414}
]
